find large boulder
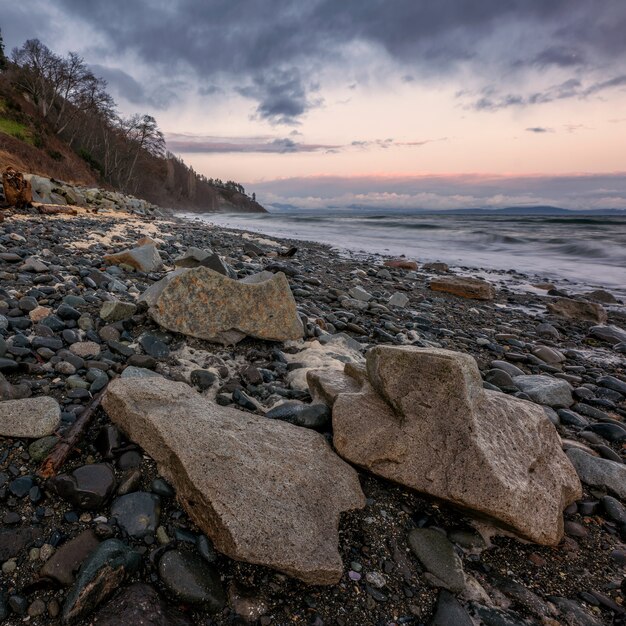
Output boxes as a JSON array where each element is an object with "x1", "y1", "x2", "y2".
[
  {"x1": 104, "y1": 244, "x2": 163, "y2": 272},
  {"x1": 138, "y1": 267, "x2": 303, "y2": 345},
  {"x1": 429, "y1": 276, "x2": 495, "y2": 300},
  {"x1": 546, "y1": 297, "x2": 607, "y2": 323},
  {"x1": 103, "y1": 377, "x2": 365, "y2": 584},
  {"x1": 331, "y1": 346, "x2": 581, "y2": 545},
  {"x1": 589, "y1": 325, "x2": 626, "y2": 345}
]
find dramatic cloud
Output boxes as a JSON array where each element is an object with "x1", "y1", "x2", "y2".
[{"x1": 4, "y1": 0, "x2": 626, "y2": 123}]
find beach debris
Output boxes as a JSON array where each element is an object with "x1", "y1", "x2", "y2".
[
  {"x1": 2, "y1": 166, "x2": 32, "y2": 208},
  {"x1": 103, "y1": 376, "x2": 366, "y2": 584},
  {"x1": 546, "y1": 297, "x2": 607, "y2": 323},
  {"x1": 104, "y1": 242, "x2": 163, "y2": 272},
  {"x1": 331, "y1": 346, "x2": 581, "y2": 544},
  {"x1": 139, "y1": 267, "x2": 304, "y2": 345}
]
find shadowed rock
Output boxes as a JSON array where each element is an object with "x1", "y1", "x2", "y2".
[
  {"x1": 331, "y1": 346, "x2": 581, "y2": 545},
  {"x1": 103, "y1": 376, "x2": 365, "y2": 584},
  {"x1": 138, "y1": 267, "x2": 303, "y2": 345}
]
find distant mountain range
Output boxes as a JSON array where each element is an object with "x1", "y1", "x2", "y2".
[{"x1": 270, "y1": 203, "x2": 626, "y2": 216}]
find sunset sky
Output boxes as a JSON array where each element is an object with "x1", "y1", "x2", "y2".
[{"x1": 4, "y1": 1, "x2": 626, "y2": 210}]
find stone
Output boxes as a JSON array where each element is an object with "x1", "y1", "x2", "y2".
[
  {"x1": 30, "y1": 306, "x2": 52, "y2": 322},
  {"x1": 585, "y1": 289, "x2": 618, "y2": 304},
  {"x1": 532, "y1": 345, "x2": 566, "y2": 364},
  {"x1": 598, "y1": 375, "x2": 626, "y2": 395},
  {"x1": 388, "y1": 292, "x2": 409, "y2": 308},
  {"x1": 512, "y1": 375, "x2": 573, "y2": 407},
  {"x1": 48, "y1": 463, "x2": 116, "y2": 509},
  {"x1": 265, "y1": 401, "x2": 331, "y2": 430},
  {"x1": 306, "y1": 366, "x2": 364, "y2": 407},
  {"x1": 104, "y1": 244, "x2": 163, "y2": 272},
  {"x1": 384, "y1": 259, "x2": 418, "y2": 270},
  {"x1": 546, "y1": 298, "x2": 607, "y2": 323},
  {"x1": 139, "y1": 334, "x2": 169, "y2": 358},
  {"x1": 40, "y1": 530, "x2": 100, "y2": 586},
  {"x1": 348, "y1": 286, "x2": 373, "y2": 302},
  {"x1": 590, "y1": 325, "x2": 626, "y2": 345},
  {"x1": 408, "y1": 529, "x2": 465, "y2": 593},
  {"x1": 2, "y1": 167, "x2": 32, "y2": 208},
  {"x1": 158, "y1": 549, "x2": 226, "y2": 609},
  {"x1": 62, "y1": 539, "x2": 141, "y2": 624},
  {"x1": 91, "y1": 583, "x2": 193, "y2": 625},
  {"x1": 139, "y1": 267, "x2": 303, "y2": 345},
  {"x1": 99, "y1": 300, "x2": 137, "y2": 322},
  {"x1": 69, "y1": 341, "x2": 101, "y2": 359},
  {"x1": 121, "y1": 366, "x2": 161, "y2": 379},
  {"x1": 566, "y1": 448, "x2": 626, "y2": 499},
  {"x1": 332, "y1": 347, "x2": 581, "y2": 545},
  {"x1": 429, "y1": 276, "x2": 495, "y2": 300},
  {"x1": 111, "y1": 492, "x2": 161, "y2": 538},
  {"x1": 103, "y1": 376, "x2": 365, "y2": 584},
  {"x1": 0, "y1": 373, "x2": 31, "y2": 401},
  {"x1": 429, "y1": 590, "x2": 473, "y2": 626},
  {"x1": 0, "y1": 396, "x2": 60, "y2": 438},
  {"x1": 174, "y1": 247, "x2": 229, "y2": 275},
  {"x1": 423, "y1": 262, "x2": 449, "y2": 272}
]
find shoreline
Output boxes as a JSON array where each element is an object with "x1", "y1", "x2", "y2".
[
  {"x1": 178, "y1": 210, "x2": 626, "y2": 302},
  {"x1": 0, "y1": 206, "x2": 625, "y2": 624}
]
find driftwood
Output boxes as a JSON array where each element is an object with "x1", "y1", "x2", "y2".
[
  {"x1": 2, "y1": 166, "x2": 32, "y2": 208},
  {"x1": 38, "y1": 386, "x2": 107, "y2": 479},
  {"x1": 36, "y1": 204, "x2": 78, "y2": 216}
]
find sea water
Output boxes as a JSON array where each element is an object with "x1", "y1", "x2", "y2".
[{"x1": 179, "y1": 209, "x2": 626, "y2": 299}]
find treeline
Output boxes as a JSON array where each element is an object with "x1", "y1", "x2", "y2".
[{"x1": 0, "y1": 34, "x2": 256, "y2": 209}]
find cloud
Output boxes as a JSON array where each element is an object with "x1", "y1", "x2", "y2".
[
  {"x1": 236, "y1": 68, "x2": 321, "y2": 124},
  {"x1": 4, "y1": 0, "x2": 626, "y2": 122},
  {"x1": 525, "y1": 127, "x2": 553, "y2": 133},
  {"x1": 247, "y1": 172, "x2": 626, "y2": 211},
  {"x1": 90, "y1": 64, "x2": 178, "y2": 109},
  {"x1": 165, "y1": 133, "x2": 338, "y2": 154},
  {"x1": 166, "y1": 133, "x2": 441, "y2": 154}
]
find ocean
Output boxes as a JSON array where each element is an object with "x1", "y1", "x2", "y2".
[{"x1": 178, "y1": 209, "x2": 626, "y2": 300}]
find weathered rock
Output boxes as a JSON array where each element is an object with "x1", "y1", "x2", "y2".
[
  {"x1": 139, "y1": 267, "x2": 303, "y2": 345},
  {"x1": 0, "y1": 372, "x2": 31, "y2": 401},
  {"x1": 174, "y1": 247, "x2": 229, "y2": 275},
  {"x1": 306, "y1": 367, "x2": 362, "y2": 407},
  {"x1": 388, "y1": 292, "x2": 409, "y2": 308},
  {"x1": 2, "y1": 167, "x2": 32, "y2": 208},
  {"x1": 265, "y1": 401, "x2": 331, "y2": 430},
  {"x1": 512, "y1": 375, "x2": 573, "y2": 407},
  {"x1": 0, "y1": 396, "x2": 60, "y2": 438},
  {"x1": 546, "y1": 297, "x2": 607, "y2": 323},
  {"x1": 589, "y1": 325, "x2": 626, "y2": 345},
  {"x1": 104, "y1": 244, "x2": 162, "y2": 272},
  {"x1": 566, "y1": 448, "x2": 626, "y2": 499},
  {"x1": 99, "y1": 300, "x2": 137, "y2": 322},
  {"x1": 111, "y1": 492, "x2": 161, "y2": 538},
  {"x1": 103, "y1": 376, "x2": 365, "y2": 584},
  {"x1": 332, "y1": 347, "x2": 581, "y2": 545},
  {"x1": 62, "y1": 539, "x2": 140, "y2": 624},
  {"x1": 423, "y1": 262, "x2": 449, "y2": 273},
  {"x1": 40, "y1": 530, "x2": 100, "y2": 586},
  {"x1": 429, "y1": 276, "x2": 495, "y2": 300},
  {"x1": 91, "y1": 583, "x2": 193, "y2": 625},
  {"x1": 429, "y1": 590, "x2": 473, "y2": 626}
]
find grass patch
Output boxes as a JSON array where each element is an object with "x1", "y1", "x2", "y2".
[{"x1": 0, "y1": 117, "x2": 35, "y2": 145}]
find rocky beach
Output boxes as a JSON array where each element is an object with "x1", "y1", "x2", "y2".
[{"x1": 0, "y1": 187, "x2": 625, "y2": 626}]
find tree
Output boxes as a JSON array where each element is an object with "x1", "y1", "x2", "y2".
[{"x1": 0, "y1": 29, "x2": 7, "y2": 71}]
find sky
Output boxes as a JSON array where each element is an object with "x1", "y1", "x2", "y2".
[{"x1": 3, "y1": 0, "x2": 626, "y2": 210}]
